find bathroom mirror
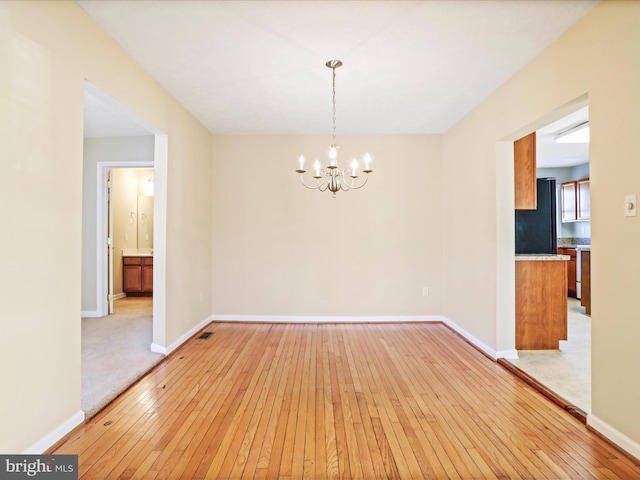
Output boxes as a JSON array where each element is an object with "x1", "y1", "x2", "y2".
[{"x1": 137, "y1": 196, "x2": 154, "y2": 249}]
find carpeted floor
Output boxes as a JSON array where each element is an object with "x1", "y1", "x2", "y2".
[{"x1": 81, "y1": 297, "x2": 165, "y2": 420}]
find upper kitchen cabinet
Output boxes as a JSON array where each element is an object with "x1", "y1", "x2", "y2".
[
  {"x1": 514, "y1": 132, "x2": 537, "y2": 210},
  {"x1": 577, "y1": 178, "x2": 590, "y2": 220},
  {"x1": 561, "y1": 178, "x2": 590, "y2": 222}
]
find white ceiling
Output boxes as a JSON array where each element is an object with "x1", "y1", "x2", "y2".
[
  {"x1": 78, "y1": 0, "x2": 598, "y2": 137},
  {"x1": 536, "y1": 106, "x2": 589, "y2": 168}
]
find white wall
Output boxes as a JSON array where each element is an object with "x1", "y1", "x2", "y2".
[
  {"x1": 442, "y1": 0, "x2": 640, "y2": 451},
  {"x1": 0, "y1": 2, "x2": 212, "y2": 452},
  {"x1": 211, "y1": 135, "x2": 443, "y2": 318}
]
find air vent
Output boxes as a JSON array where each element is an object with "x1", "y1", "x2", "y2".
[{"x1": 198, "y1": 331, "x2": 213, "y2": 340}]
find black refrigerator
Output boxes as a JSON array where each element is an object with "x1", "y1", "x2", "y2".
[{"x1": 515, "y1": 178, "x2": 557, "y2": 254}]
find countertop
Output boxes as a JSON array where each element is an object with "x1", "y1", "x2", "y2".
[
  {"x1": 122, "y1": 249, "x2": 153, "y2": 257},
  {"x1": 516, "y1": 254, "x2": 570, "y2": 261}
]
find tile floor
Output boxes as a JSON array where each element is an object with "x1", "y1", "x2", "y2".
[{"x1": 508, "y1": 298, "x2": 591, "y2": 413}]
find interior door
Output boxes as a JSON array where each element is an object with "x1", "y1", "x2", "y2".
[{"x1": 107, "y1": 168, "x2": 114, "y2": 315}]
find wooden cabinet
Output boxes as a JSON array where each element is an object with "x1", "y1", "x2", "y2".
[
  {"x1": 577, "y1": 179, "x2": 590, "y2": 220},
  {"x1": 123, "y1": 256, "x2": 153, "y2": 295},
  {"x1": 580, "y1": 249, "x2": 591, "y2": 315},
  {"x1": 516, "y1": 259, "x2": 568, "y2": 350},
  {"x1": 514, "y1": 132, "x2": 537, "y2": 210},
  {"x1": 557, "y1": 248, "x2": 577, "y2": 297},
  {"x1": 561, "y1": 178, "x2": 589, "y2": 222}
]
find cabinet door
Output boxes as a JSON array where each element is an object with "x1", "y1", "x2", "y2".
[
  {"x1": 142, "y1": 258, "x2": 153, "y2": 293},
  {"x1": 123, "y1": 265, "x2": 142, "y2": 292},
  {"x1": 561, "y1": 182, "x2": 577, "y2": 222},
  {"x1": 514, "y1": 132, "x2": 537, "y2": 210},
  {"x1": 577, "y1": 179, "x2": 590, "y2": 220}
]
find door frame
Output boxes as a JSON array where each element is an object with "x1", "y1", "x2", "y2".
[{"x1": 96, "y1": 161, "x2": 154, "y2": 318}]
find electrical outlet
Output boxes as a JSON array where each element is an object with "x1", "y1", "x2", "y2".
[{"x1": 422, "y1": 287, "x2": 429, "y2": 297}]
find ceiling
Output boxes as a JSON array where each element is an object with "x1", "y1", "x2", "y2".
[
  {"x1": 536, "y1": 106, "x2": 589, "y2": 168},
  {"x1": 78, "y1": 0, "x2": 598, "y2": 138}
]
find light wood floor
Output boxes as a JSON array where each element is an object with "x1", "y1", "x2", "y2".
[{"x1": 51, "y1": 322, "x2": 640, "y2": 479}]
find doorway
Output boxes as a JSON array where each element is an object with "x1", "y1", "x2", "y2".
[
  {"x1": 82, "y1": 80, "x2": 169, "y2": 417},
  {"x1": 506, "y1": 101, "x2": 592, "y2": 414}
]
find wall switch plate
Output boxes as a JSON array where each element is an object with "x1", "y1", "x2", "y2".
[
  {"x1": 624, "y1": 194, "x2": 637, "y2": 217},
  {"x1": 422, "y1": 287, "x2": 429, "y2": 297}
]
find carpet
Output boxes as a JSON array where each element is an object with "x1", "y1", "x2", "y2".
[{"x1": 81, "y1": 308, "x2": 165, "y2": 420}]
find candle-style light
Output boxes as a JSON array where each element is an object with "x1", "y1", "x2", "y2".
[{"x1": 294, "y1": 60, "x2": 374, "y2": 198}]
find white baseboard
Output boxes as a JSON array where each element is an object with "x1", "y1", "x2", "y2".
[
  {"x1": 81, "y1": 310, "x2": 101, "y2": 318},
  {"x1": 24, "y1": 410, "x2": 84, "y2": 454},
  {"x1": 151, "y1": 315, "x2": 214, "y2": 356},
  {"x1": 587, "y1": 414, "x2": 640, "y2": 461},
  {"x1": 114, "y1": 292, "x2": 127, "y2": 300},
  {"x1": 441, "y1": 316, "x2": 501, "y2": 360},
  {"x1": 496, "y1": 349, "x2": 519, "y2": 359},
  {"x1": 150, "y1": 343, "x2": 167, "y2": 355},
  {"x1": 210, "y1": 314, "x2": 444, "y2": 323}
]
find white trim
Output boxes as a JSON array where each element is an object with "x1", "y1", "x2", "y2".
[
  {"x1": 96, "y1": 161, "x2": 154, "y2": 318},
  {"x1": 210, "y1": 314, "x2": 444, "y2": 324},
  {"x1": 152, "y1": 315, "x2": 214, "y2": 356},
  {"x1": 495, "y1": 349, "x2": 519, "y2": 359},
  {"x1": 23, "y1": 410, "x2": 84, "y2": 454},
  {"x1": 587, "y1": 414, "x2": 640, "y2": 461},
  {"x1": 114, "y1": 292, "x2": 127, "y2": 301},
  {"x1": 441, "y1": 316, "x2": 500, "y2": 360},
  {"x1": 81, "y1": 310, "x2": 101, "y2": 318}
]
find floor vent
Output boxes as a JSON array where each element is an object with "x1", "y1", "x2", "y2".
[{"x1": 198, "y1": 331, "x2": 213, "y2": 340}]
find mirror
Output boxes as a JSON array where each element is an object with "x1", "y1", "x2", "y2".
[{"x1": 137, "y1": 195, "x2": 154, "y2": 249}]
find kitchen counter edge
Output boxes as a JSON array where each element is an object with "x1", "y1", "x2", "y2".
[{"x1": 515, "y1": 254, "x2": 570, "y2": 261}]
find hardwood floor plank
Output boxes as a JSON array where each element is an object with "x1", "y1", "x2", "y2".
[{"x1": 50, "y1": 322, "x2": 640, "y2": 480}]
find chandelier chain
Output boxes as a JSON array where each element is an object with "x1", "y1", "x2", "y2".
[{"x1": 331, "y1": 65, "x2": 337, "y2": 146}]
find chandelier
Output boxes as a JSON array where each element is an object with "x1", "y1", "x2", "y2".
[{"x1": 295, "y1": 60, "x2": 373, "y2": 197}]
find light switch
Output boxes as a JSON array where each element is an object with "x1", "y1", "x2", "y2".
[{"x1": 624, "y1": 194, "x2": 637, "y2": 217}]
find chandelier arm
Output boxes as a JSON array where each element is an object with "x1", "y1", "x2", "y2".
[
  {"x1": 298, "y1": 172, "x2": 327, "y2": 190},
  {"x1": 340, "y1": 172, "x2": 370, "y2": 190}
]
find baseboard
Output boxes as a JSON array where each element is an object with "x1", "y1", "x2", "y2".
[
  {"x1": 152, "y1": 315, "x2": 214, "y2": 356},
  {"x1": 150, "y1": 343, "x2": 167, "y2": 355},
  {"x1": 81, "y1": 310, "x2": 101, "y2": 318},
  {"x1": 114, "y1": 292, "x2": 127, "y2": 300},
  {"x1": 587, "y1": 414, "x2": 640, "y2": 461},
  {"x1": 496, "y1": 349, "x2": 519, "y2": 359},
  {"x1": 25, "y1": 410, "x2": 84, "y2": 454},
  {"x1": 441, "y1": 316, "x2": 500, "y2": 360},
  {"x1": 210, "y1": 314, "x2": 444, "y2": 323}
]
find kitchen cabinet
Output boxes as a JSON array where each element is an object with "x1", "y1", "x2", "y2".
[
  {"x1": 123, "y1": 256, "x2": 153, "y2": 295},
  {"x1": 561, "y1": 178, "x2": 590, "y2": 222},
  {"x1": 557, "y1": 247, "x2": 577, "y2": 297},
  {"x1": 577, "y1": 179, "x2": 590, "y2": 220},
  {"x1": 514, "y1": 132, "x2": 537, "y2": 210},
  {"x1": 580, "y1": 249, "x2": 591, "y2": 315},
  {"x1": 516, "y1": 257, "x2": 568, "y2": 350}
]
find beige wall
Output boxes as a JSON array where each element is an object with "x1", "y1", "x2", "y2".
[
  {"x1": 211, "y1": 135, "x2": 443, "y2": 317},
  {"x1": 2, "y1": 0, "x2": 639, "y2": 456},
  {"x1": 0, "y1": 2, "x2": 212, "y2": 452},
  {"x1": 442, "y1": 0, "x2": 640, "y2": 447}
]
